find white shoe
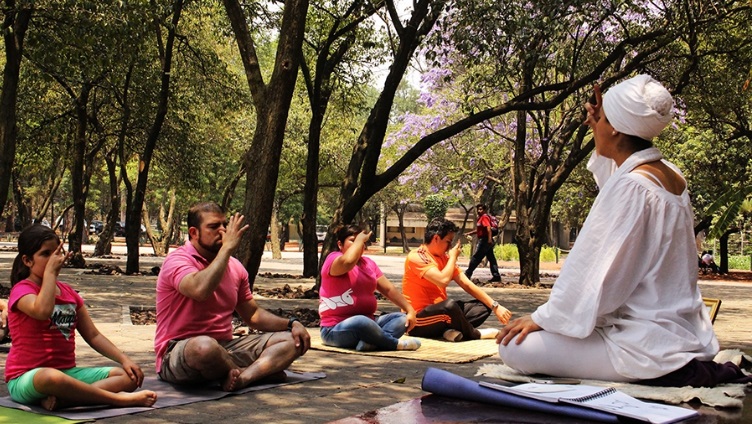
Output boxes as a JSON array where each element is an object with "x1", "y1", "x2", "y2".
[
  {"x1": 443, "y1": 329, "x2": 463, "y2": 342},
  {"x1": 478, "y1": 328, "x2": 500, "y2": 339}
]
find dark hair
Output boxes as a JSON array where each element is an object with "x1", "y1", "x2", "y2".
[
  {"x1": 11, "y1": 224, "x2": 60, "y2": 286},
  {"x1": 187, "y1": 202, "x2": 225, "y2": 230},
  {"x1": 334, "y1": 224, "x2": 362, "y2": 246},
  {"x1": 424, "y1": 218, "x2": 458, "y2": 244},
  {"x1": 625, "y1": 134, "x2": 653, "y2": 152},
  {"x1": 476, "y1": 203, "x2": 487, "y2": 211}
]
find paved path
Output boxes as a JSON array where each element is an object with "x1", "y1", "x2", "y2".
[{"x1": 0, "y1": 246, "x2": 750, "y2": 423}]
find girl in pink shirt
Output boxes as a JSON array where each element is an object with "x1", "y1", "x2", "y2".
[{"x1": 5, "y1": 224, "x2": 157, "y2": 410}]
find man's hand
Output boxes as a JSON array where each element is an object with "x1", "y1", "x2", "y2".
[
  {"x1": 496, "y1": 314, "x2": 542, "y2": 346},
  {"x1": 290, "y1": 321, "x2": 311, "y2": 355},
  {"x1": 220, "y1": 213, "x2": 249, "y2": 254},
  {"x1": 493, "y1": 305, "x2": 512, "y2": 324},
  {"x1": 448, "y1": 239, "x2": 461, "y2": 260}
]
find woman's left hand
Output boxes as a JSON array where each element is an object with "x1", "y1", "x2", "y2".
[{"x1": 496, "y1": 314, "x2": 541, "y2": 346}]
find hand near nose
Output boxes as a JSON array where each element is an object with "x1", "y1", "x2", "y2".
[
  {"x1": 222, "y1": 213, "x2": 249, "y2": 253},
  {"x1": 583, "y1": 84, "x2": 603, "y2": 128},
  {"x1": 45, "y1": 242, "x2": 70, "y2": 277},
  {"x1": 355, "y1": 231, "x2": 372, "y2": 245},
  {"x1": 448, "y1": 239, "x2": 461, "y2": 259}
]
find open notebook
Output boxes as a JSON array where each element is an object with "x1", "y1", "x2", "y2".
[{"x1": 479, "y1": 382, "x2": 698, "y2": 424}]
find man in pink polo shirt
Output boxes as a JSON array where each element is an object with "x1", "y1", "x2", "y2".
[{"x1": 155, "y1": 202, "x2": 310, "y2": 391}]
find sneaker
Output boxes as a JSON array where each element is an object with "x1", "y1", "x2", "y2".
[
  {"x1": 478, "y1": 328, "x2": 500, "y2": 339},
  {"x1": 397, "y1": 338, "x2": 421, "y2": 351},
  {"x1": 487, "y1": 276, "x2": 502, "y2": 283},
  {"x1": 443, "y1": 329, "x2": 463, "y2": 342}
]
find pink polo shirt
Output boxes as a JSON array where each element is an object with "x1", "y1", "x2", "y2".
[{"x1": 154, "y1": 241, "x2": 253, "y2": 372}]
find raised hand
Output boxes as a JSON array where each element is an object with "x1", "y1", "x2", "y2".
[
  {"x1": 448, "y1": 238, "x2": 462, "y2": 259},
  {"x1": 45, "y1": 242, "x2": 70, "y2": 277},
  {"x1": 583, "y1": 84, "x2": 603, "y2": 128},
  {"x1": 355, "y1": 230, "x2": 372, "y2": 245},
  {"x1": 221, "y1": 213, "x2": 249, "y2": 253}
]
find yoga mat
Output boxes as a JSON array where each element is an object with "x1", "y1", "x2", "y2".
[
  {"x1": 309, "y1": 331, "x2": 498, "y2": 363},
  {"x1": 421, "y1": 367, "x2": 620, "y2": 423},
  {"x1": 0, "y1": 370, "x2": 325, "y2": 421}
]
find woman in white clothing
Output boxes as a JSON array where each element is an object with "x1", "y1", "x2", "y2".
[{"x1": 496, "y1": 75, "x2": 735, "y2": 386}]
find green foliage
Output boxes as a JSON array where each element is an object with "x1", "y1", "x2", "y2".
[
  {"x1": 496, "y1": 243, "x2": 519, "y2": 261},
  {"x1": 728, "y1": 255, "x2": 752, "y2": 271},
  {"x1": 704, "y1": 186, "x2": 752, "y2": 239},
  {"x1": 423, "y1": 194, "x2": 449, "y2": 220}
]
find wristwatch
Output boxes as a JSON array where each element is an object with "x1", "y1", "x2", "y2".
[
  {"x1": 491, "y1": 301, "x2": 499, "y2": 310},
  {"x1": 287, "y1": 317, "x2": 300, "y2": 331}
]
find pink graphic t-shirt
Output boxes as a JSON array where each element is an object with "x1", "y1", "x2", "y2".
[
  {"x1": 5, "y1": 280, "x2": 83, "y2": 382},
  {"x1": 318, "y1": 251, "x2": 383, "y2": 327}
]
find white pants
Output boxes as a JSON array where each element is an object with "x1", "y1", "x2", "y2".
[{"x1": 498, "y1": 330, "x2": 637, "y2": 382}]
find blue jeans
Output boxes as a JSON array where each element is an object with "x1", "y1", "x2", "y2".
[{"x1": 320, "y1": 313, "x2": 407, "y2": 351}]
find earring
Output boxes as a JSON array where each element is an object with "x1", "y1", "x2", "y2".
[{"x1": 611, "y1": 131, "x2": 617, "y2": 136}]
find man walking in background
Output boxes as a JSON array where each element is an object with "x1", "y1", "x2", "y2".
[{"x1": 464, "y1": 204, "x2": 501, "y2": 283}]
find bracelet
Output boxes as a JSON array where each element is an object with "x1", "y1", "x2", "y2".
[{"x1": 287, "y1": 317, "x2": 300, "y2": 331}]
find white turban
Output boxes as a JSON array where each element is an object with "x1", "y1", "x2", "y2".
[{"x1": 602, "y1": 74, "x2": 674, "y2": 140}]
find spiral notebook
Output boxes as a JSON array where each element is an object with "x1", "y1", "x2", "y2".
[{"x1": 479, "y1": 382, "x2": 699, "y2": 424}]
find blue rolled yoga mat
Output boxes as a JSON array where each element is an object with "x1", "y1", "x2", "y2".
[{"x1": 421, "y1": 367, "x2": 620, "y2": 423}]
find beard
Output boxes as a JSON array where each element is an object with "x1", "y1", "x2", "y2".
[{"x1": 197, "y1": 234, "x2": 222, "y2": 254}]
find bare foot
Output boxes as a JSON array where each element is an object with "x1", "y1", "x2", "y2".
[
  {"x1": 119, "y1": 390, "x2": 158, "y2": 407},
  {"x1": 222, "y1": 368, "x2": 242, "y2": 391},
  {"x1": 41, "y1": 395, "x2": 58, "y2": 411}
]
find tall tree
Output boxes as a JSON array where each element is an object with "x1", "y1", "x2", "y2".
[
  {"x1": 0, "y1": 0, "x2": 31, "y2": 218},
  {"x1": 122, "y1": 0, "x2": 185, "y2": 274},
  {"x1": 299, "y1": 0, "x2": 385, "y2": 277},
  {"x1": 222, "y1": 0, "x2": 309, "y2": 285}
]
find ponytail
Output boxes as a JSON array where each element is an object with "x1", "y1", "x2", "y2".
[{"x1": 10, "y1": 254, "x2": 29, "y2": 286}]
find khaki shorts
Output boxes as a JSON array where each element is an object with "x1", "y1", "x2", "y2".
[{"x1": 159, "y1": 333, "x2": 275, "y2": 385}]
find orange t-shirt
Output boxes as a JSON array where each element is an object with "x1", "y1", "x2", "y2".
[{"x1": 402, "y1": 244, "x2": 460, "y2": 312}]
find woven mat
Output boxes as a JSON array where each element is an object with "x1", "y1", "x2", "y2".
[
  {"x1": 477, "y1": 349, "x2": 752, "y2": 408},
  {"x1": 309, "y1": 331, "x2": 499, "y2": 363}
]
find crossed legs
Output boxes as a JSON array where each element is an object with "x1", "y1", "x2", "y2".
[
  {"x1": 25, "y1": 367, "x2": 157, "y2": 411},
  {"x1": 162, "y1": 332, "x2": 300, "y2": 391}
]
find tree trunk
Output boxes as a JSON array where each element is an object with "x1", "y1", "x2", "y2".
[
  {"x1": 125, "y1": 0, "x2": 183, "y2": 274},
  {"x1": 392, "y1": 203, "x2": 409, "y2": 253},
  {"x1": 67, "y1": 84, "x2": 93, "y2": 269},
  {"x1": 222, "y1": 0, "x2": 309, "y2": 288},
  {"x1": 0, "y1": 2, "x2": 31, "y2": 217},
  {"x1": 270, "y1": 201, "x2": 282, "y2": 260},
  {"x1": 94, "y1": 153, "x2": 119, "y2": 256},
  {"x1": 11, "y1": 170, "x2": 30, "y2": 229},
  {"x1": 719, "y1": 228, "x2": 740, "y2": 274},
  {"x1": 301, "y1": 116, "x2": 322, "y2": 277}
]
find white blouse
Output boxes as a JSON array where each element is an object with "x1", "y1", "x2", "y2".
[{"x1": 533, "y1": 148, "x2": 718, "y2": 379}]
